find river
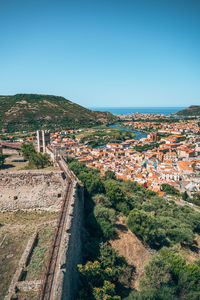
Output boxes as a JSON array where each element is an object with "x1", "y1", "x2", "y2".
[{"x1": 108, "y1": 124, "x2": 147, "y2": 141}]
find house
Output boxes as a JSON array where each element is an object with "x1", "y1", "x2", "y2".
[{"x1": 177, "y1": 161, "x2": 194, "y2": 175}]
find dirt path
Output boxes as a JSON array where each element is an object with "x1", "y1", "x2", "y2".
[{"x1": 110, "y1": 217, "x2": 152, "y2": 290}]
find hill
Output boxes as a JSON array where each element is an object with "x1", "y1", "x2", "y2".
[
  {"x1": 176, "y1": 105, "x2": 200, "y2": 116},
  {"x1": 0, "y1": 94, "x2": 117, "y2": 132}
]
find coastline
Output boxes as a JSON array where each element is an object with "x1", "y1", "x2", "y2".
[{"x1": 91, "y1": 107, "x2": 186, "y2": 116}]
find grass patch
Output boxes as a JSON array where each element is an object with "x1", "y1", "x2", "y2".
[
  {"x1": 25, "y1": 225, "x2": 54, "y2": 280},
  {"x1": 15, "y1": 290, "x2": 39, "y2": 300},
  {"x1": 0, "y1": 211, "x2": 58, "y2": 299},
  {"x1": 0, "y1": 210, "x2": 58, "y2": 226}
]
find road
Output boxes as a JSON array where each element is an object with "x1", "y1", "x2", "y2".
[{"x1": 165, "y1": 197, "x2": 200, "y2": 213}]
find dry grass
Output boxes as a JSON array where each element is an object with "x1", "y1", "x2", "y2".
[
  {"x1": 0, "y1": 149, "x2": 59, "y2": 172},
  {"x1": 110, "y1": 217, "x2": 152, "y2": 290},
  {"x1": 0, "y1": 211, "x2": 58, "y2": 299},
  {"x1": 25, "y1": 225, "x2": 55, "y2": 281},
  {"x1": 178, "y1": 234, "x2": 200, "y2": 264},
  {"x1": 15, "y1": 290, "x2": 39, "y2": 300},
  {"x1": 0, "y1": 153, "x2": 29, "y2": 172}
]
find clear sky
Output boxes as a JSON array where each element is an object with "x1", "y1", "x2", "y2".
[{"x1": 0, "y1": 0, "x2": 199, "y2": 107}]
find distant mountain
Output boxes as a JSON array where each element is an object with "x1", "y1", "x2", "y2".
[
  {"x1": 176, "y1": 105, "x2": 200, "y2": 116},
  {"x1": 0, "y1": 94, "x2": 117, "y2": 132}
]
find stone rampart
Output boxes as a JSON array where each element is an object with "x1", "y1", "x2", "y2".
[
  {"x1": 38, "y1": 155, "x2": 84, "y2": 300},
  {"x1": 0, "y1": 171, "x2": 66, "y2": 211},
  {"x1": 2, "y1": 152, "x2": 84, "y2": 300},
  {"x1": 50, "y1": 181, "x2": 84, "y2": 300},
  {"x1": 5, "y1": 231, "x2": 38, "y2": 299}
]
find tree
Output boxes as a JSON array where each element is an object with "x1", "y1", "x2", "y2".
[
  {"x1": 0, "y1": 154, "x2": 5, "y2": 169},
  {"x1": 115, "y1": 202, "x2": 131, "y2": 216},
  {"x1": 140, "y1": 255, "x2": 173, "y2": 291},
  {"x1": 97, "y1": 219, "x2": 115, "y2": 239},
  {"x1": 127, "y1": 209, "x2": 154, "y2": 243},
  {"x1": 77, "y1": 261, "x2": 120, "y2": 299},
  {"x1": 104, "y1": 180, "x2": 125, "y2": 206},
  {"x1": 104, "y1": 170, "x2": 116, "y2": 180},
  {"x1": 178, "y1": 264, "x2": 200, "y2": 297},
  {"x1": 79, "y1": 171, "x2": 105, "y2": 196},
  {"x1": 92, "y1": 194, "x2": 112, "y2": 207},
  {"x1": 94, "y1": 206, "x2": 117, "y2": 225},
  {"x1": 93, "y1": 280, "x2": 120, "y2": 300},
  {"x1": 21, "y1": 142, "x2": 36, "y2": 159},
  {"x1": 182, "y1": 191, "x2": 189, "y2": 201},
  {"x1": 21, "y1": 143, "x2": 51, "y2": 169},
  {"x1": 29, "y1": 152, "x2": 51, "y2": 169},
  {"x1": 126, "y1": 249, "x2": 200, "y2": 300},
  {"x1": 68, "y1": 160, "x2": 87, "y2": 176},
  {"x1": 161, "y1": 184, "x2": 180, "y2": 196}
]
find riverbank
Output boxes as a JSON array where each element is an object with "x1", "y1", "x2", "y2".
[
  {"x1": 108, "y1": 124, "x2": 147, "y2": 140},
  {"x1": 77, "y1": 126, "x2": 136, "y2": 148}
]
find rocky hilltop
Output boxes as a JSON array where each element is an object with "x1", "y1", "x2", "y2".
[
  {"x1": 176, "y1": 105, "x2": 200, "y2": 116},
  {"x1": 0, "y1": 94, "x2": 117, "y2": 132}
]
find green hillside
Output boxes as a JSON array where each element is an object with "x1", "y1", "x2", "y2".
[
  {"x1": 0, "y1": 94, "x2": 117, "y2": 132},
  {"x1": 176, "y1": 105, "x2": 200, "y2": 116}
]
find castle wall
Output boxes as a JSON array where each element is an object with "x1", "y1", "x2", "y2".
[
  {"x1": 1, "y1": 156, "x2": 84, "y2": 300},
  {"x1": 50, "y1": 182, "x2": 84, "y2": 300}
]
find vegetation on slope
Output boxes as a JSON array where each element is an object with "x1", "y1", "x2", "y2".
[
  {"x1": 176, "y1": 105, "x2": 200, "y2": 116},
  {"x1": 161, "y1": 183, "x2": 200, "y2": 207},
  {"x1": 67, "y1": 159, "x2": 134, "y2": 299},
  {"x1": 0, "y1": 94, "x2": 117, "y2": 132},
  {"x1": 67, "y1": 158, "x2": 200, "y2": 299},
  {"x1": 126, "y1": 248, "x2": 200, "y2": 300}
]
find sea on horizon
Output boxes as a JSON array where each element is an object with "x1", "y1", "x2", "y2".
[{"x1": 90, "y1": 107, "x2": 186, "y2": 116}]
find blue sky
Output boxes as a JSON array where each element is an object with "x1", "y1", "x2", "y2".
[{"x1": 0, "y1": 0, "x2": 199, "y2": 107}]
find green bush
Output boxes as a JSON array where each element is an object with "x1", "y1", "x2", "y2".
[
  {"x1": 126, "y1": 248, "x2": 200, "y2": 300},
  {"x1": 161, "y1": 184, "x2": 180, "y2": 196},
  {"x1": 0, "y1": 154, "x2": 6, "y2": 168},
  {"x1": 21, "y1": 142, "x2": 51, "y2": 169},
  {"x1": 94, "y1": 206, "x2": 117, "y2": 225},
  {"x1": 104, "y1": 180, "x2": 125, "y2": 207},
  {"x1": 92, "y1": 194, "x2": 112, "y2": 207}
]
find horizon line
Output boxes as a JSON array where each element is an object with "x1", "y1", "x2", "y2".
[{"x1": 89, "y1": 106, "x2": 187, "y2": 108}]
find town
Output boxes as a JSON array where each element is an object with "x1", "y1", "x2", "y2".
[{"x1": 1, "y1": 113, "x2": 200, "y2": 199}]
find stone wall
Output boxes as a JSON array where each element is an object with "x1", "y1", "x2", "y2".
[
  {"x1": 1, "y1": 153, "x2": 84, "y2": 300},
  {"x1": 5, "y1": 231, "x2": 39, "y2": 299},
  {"x1": 61, "y1": 183, "x2": 84, "y2": 300},
  {"x1": 0, "y1": 171, "x2": 66, "y2": 211},
  {"x1": 49, "y1": 182, "x2": 84, "y2": 300},
  {"x1": 56, "y1": 157, "x2": 84, "y2": 300}
]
